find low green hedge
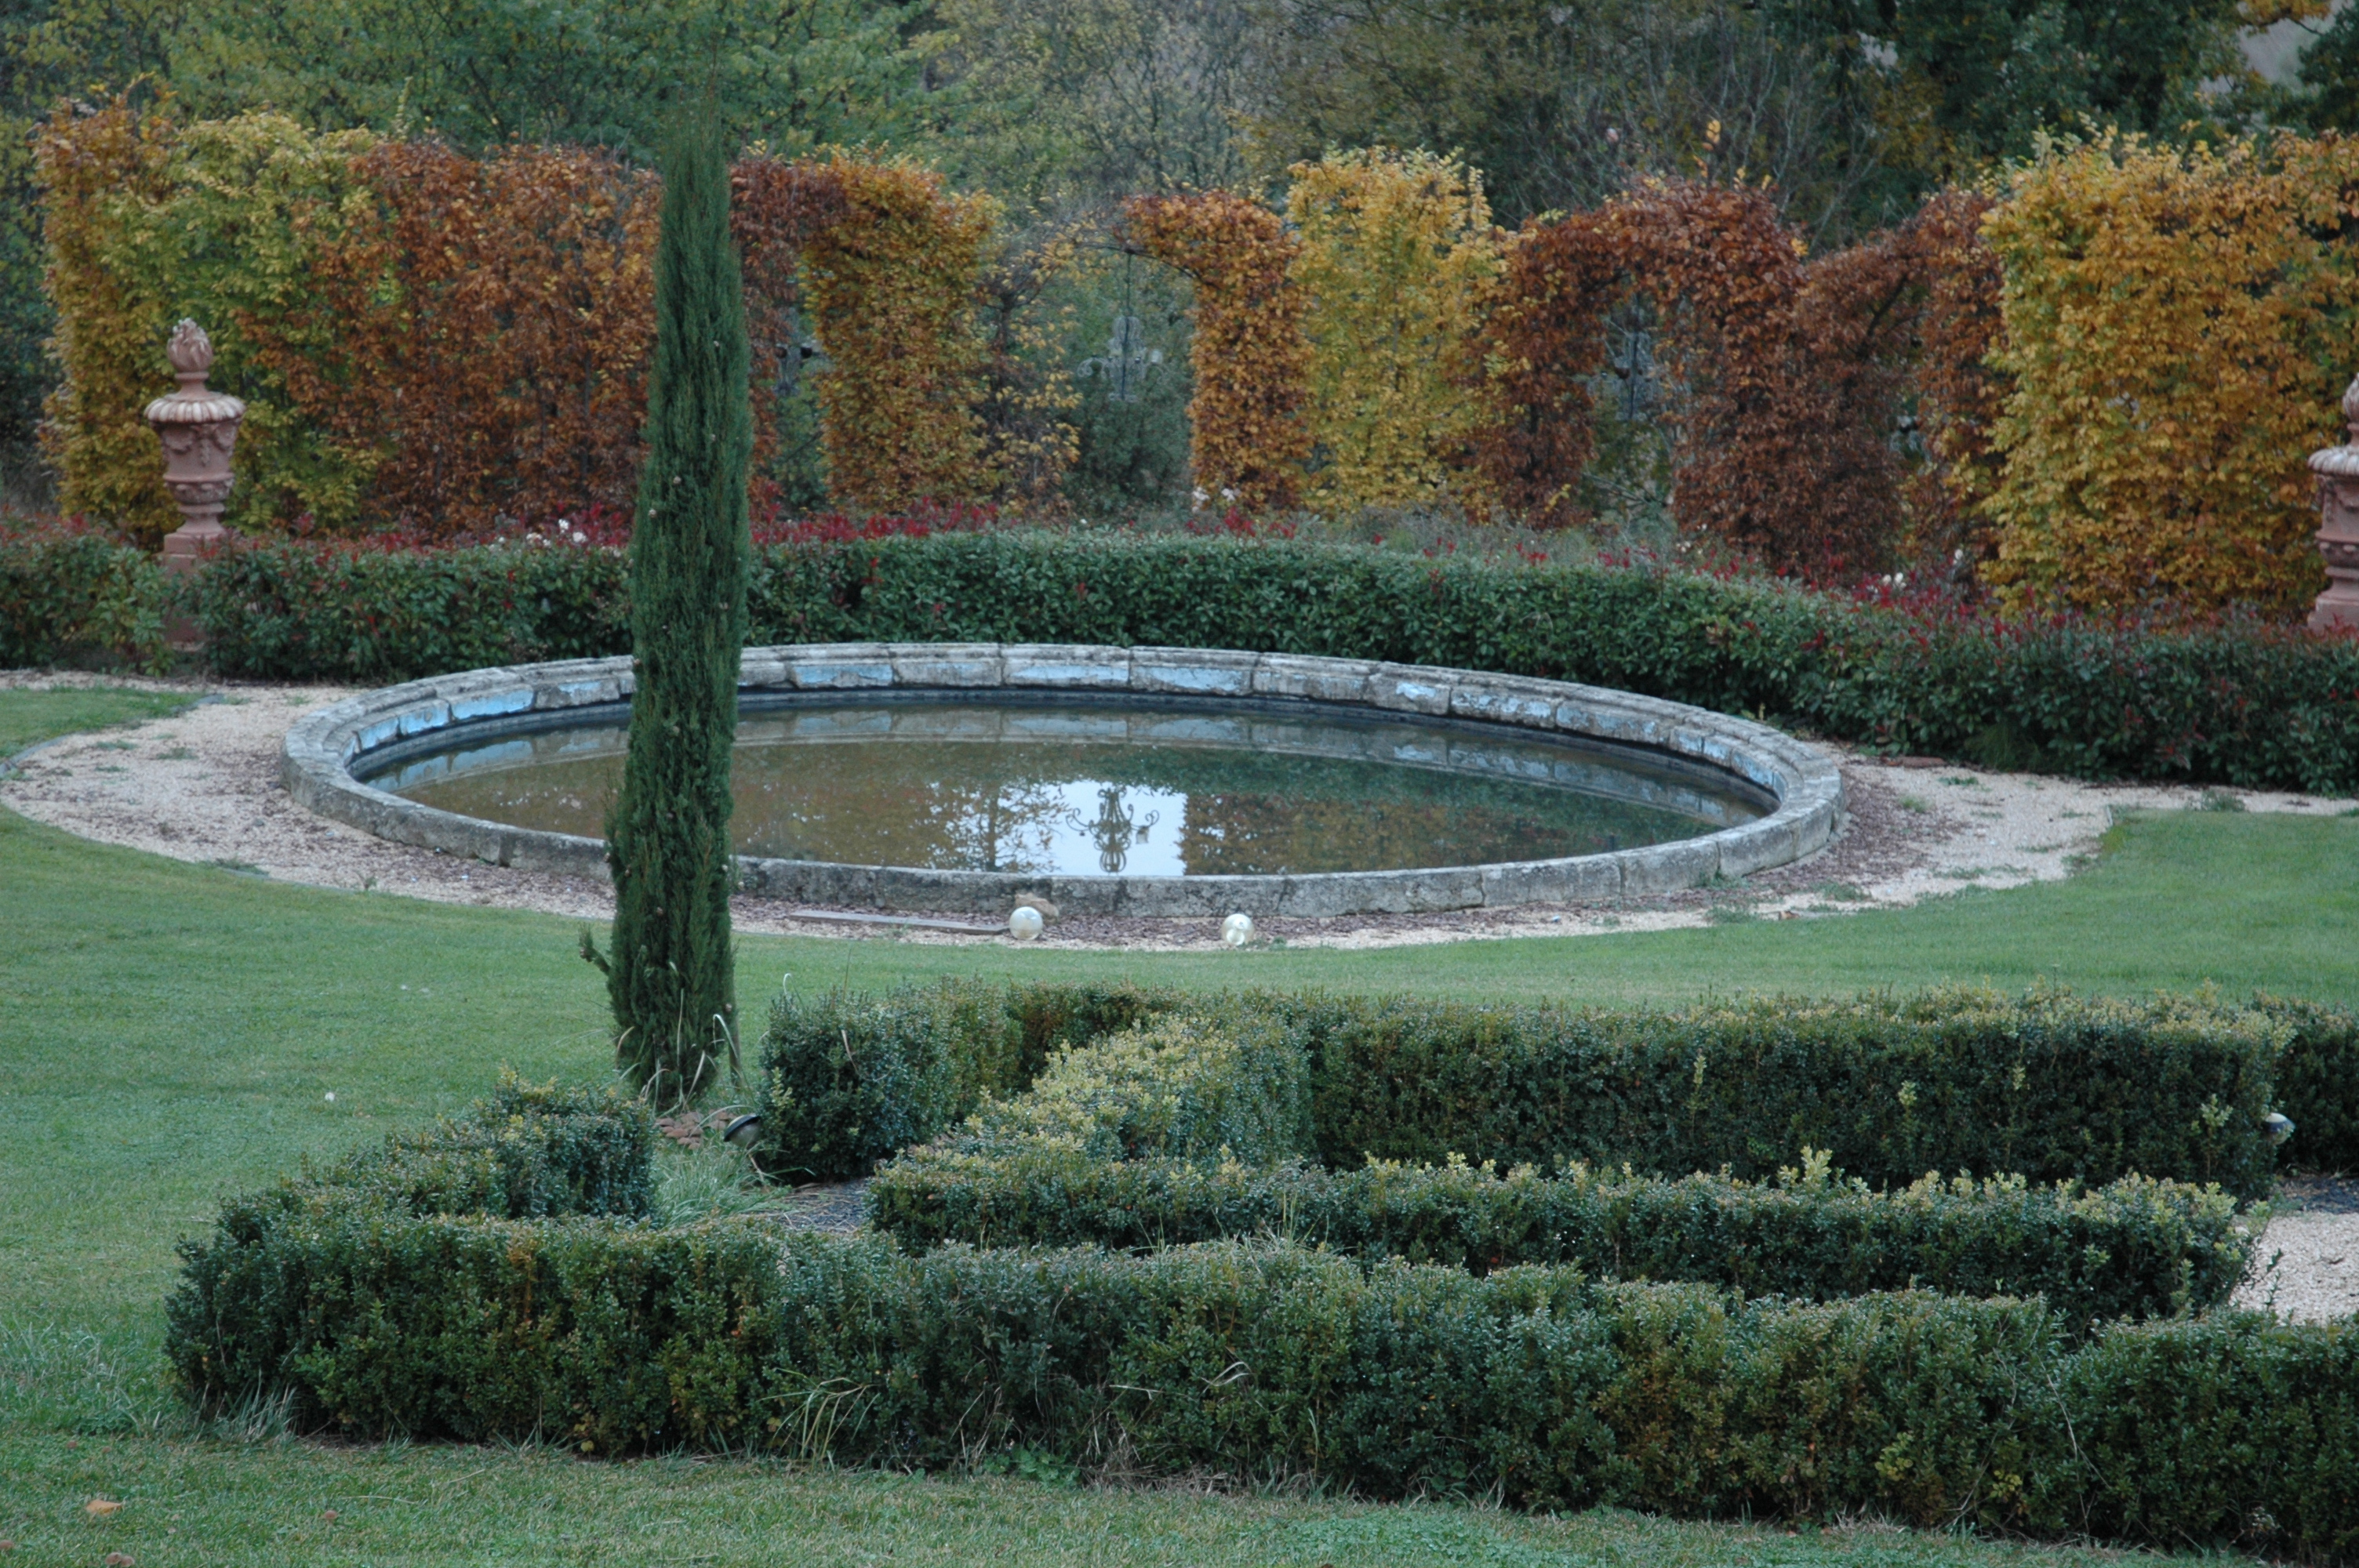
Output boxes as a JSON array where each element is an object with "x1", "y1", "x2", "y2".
[
  {"x1": 961, "y1": 1014, "x2": 1310, "y2": 1167},
  {"x1": 166, "y1": 1189, "x2": 2359, "y2": 1561},
  {"x1": 756, "y1": 982, "x2": 2289, "y2": 1198},
  {"x1": 0, "y1": 520, "x2": 168, "y2": 670},
  {"x1": 869, "y1": 1146, "x2": 2249, "y2": 1328},
  {"x1": 2257, "y1": 996, "x2": 2359, "y2": 1174},
  {"x1": 166, "y1": 1075, "x2": 651, "y2": 1403},
  {"x1": 19, "y1": 521, "x2": 2359, "y2": 789},
  {"x1": 188, "y1": 533, "x2": 627, "y2": 681},
  {"x1": 177, "y1": 528, "x2": 2359, "y2": 792},
  {"x1": 756, "y1": 982, "x2": 1168, "y2": 1180}
]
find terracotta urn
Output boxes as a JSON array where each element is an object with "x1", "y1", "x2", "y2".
[
  {"x1": 2307, "y1": 374, "x2": 2359, "y2": 632},
  {"x1": 143, "y1": 320, "x2": 245, "y2": 577}
]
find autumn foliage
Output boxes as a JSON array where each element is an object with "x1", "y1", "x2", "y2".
[
  {"x1": 1468, "y1": 213, "x2": 1617, "y2": 532},
  {"x1": 1286, "y1": 149, "x2": 1499, "y2": 513},
  {"x1": 269, "y1": 141, "x2": 661, "y2": 539},
  {"x1": 791, "y1": 155, "x2": 997, "y2": 511},
  {"x1": 36, "y1": 96, "x2": 2359, "y2": 619},
  {"x1": 35, "y1": 100, "x2": 1001, "y2": 541},
  {"x1": 1979, "y1": 132, "x2": 2359, "y2": 616},
  {"x1": 1125, "y1": 191, "x2": 1311, "y2": 512}
]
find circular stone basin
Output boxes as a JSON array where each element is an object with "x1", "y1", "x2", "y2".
[
  {"x1": 282, "y1": 644, "x2": 1843, "y2": 917},
  {"x1": 369, "y1": 695, "x2": 1765, "y2": 879}
]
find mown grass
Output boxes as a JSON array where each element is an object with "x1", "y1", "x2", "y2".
[
  {"x1": 0, "y1": 1429, "x2": 2170, "y2": 1568},
  {"x1": 0, "y1": 683, "x2": 194, "y2": 757},
  {"x1": 0, "y1": 683, "x2": 2346, "y2": 1564}
]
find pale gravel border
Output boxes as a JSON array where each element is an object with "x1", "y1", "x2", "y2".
[{"x1": 2234, "y1": 1179, "x2": 2359, "y2": 1323}]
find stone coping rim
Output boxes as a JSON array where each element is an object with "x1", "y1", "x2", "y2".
[{"x1": 282, "y1": 644, "x2": 1844, "y2": 918}]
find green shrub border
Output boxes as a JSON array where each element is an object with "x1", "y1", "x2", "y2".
[
  {"x1": 177, "y1": 530, "x2": 2359, "y2": 793},
  {"x1": 867, "y1": 1147, "x2": 2251, "y2": 1330},
  {"x1": 166, "y1": 1173, "x2": 2359, "y2": 1563},
  {"x1": 757, "y1": 982, "x2": 2293, "y2": 1198},
  {"x1": 16, "y1": 525, "x2": 2359, "y2": 789}
]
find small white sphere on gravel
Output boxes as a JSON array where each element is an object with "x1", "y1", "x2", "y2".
[
  {"x1": 1008, "y1": 906, "x2": 1045, "y2": 941},
  {"x1": 1222, "y1": 912, "x2": 1255, "y2": 948}
]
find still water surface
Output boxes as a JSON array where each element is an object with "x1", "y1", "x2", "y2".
[{"x1": 373, "y1": 699, "x2": 1762, "y2": 877}]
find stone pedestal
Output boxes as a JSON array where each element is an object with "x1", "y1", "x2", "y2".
[
  {"x1": 143, "y1": 320, "x2": 244, "y2": 652},
  {"x1": 2310, "y1": 376, "x2": 2359, "y2": 633}
]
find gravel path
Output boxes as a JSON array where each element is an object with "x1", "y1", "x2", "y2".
[
  {"x1": 766, "y1": 1179, "x2": 869, "y2": 1235},
  {"x1": 2236, "y1": 1178, "x2": 2359, "y2": 1323},
  {"x1": 7, "y1": 667, "x2": 2354, "y2": 952}
]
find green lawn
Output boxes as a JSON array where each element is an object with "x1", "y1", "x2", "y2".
[
  {"x1": 0, "y1": 684, "x2": 195, "y2": 757},
  {"x1": 0, "y1": 1432, "x2": 2161, "y2": 1568},
  {"x1": 0, "y1": 684, "x2": 2344, "y2": 1565}
]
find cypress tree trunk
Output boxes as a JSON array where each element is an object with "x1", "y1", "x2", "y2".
[{"x1": 598, "y1": 110, "x2": 751, "y2": 1108}]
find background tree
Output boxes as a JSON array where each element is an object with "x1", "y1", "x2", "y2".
[
  {"x1": 589, "y1": 107, "x2": 751, "y2": 1110},
  {"x1": 922, "y1": 0, "x2": 1256, "y2": 211}
]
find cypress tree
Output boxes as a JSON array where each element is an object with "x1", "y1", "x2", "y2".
[{"x1": 588, "y1": 107, "x2": 751, "y2": 1108}]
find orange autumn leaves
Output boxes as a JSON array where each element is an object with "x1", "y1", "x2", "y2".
[
  {"x1": 1133, "y1": 161, "x2": 1994, "y2": 579},
  {"x1": 1137, "y1": 139, "x2": 2359, "y2": 614},
  {"x1": 1979, "y1": 132, "x2": 2359, "y2": 616},
  {"x1": 39, "y1": 98, "x2": 2359, "y2": 615},
  {"x1": 38, "y1": 103, "x2": 1000, "y2": 542}
]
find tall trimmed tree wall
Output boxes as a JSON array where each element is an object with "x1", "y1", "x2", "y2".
[{"x1": 599, "y1": 111, "x2": 752, "y2": 1107}]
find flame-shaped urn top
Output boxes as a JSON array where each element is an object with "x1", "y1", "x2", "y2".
[{"x1": 144, "y1": 318, "x2": 245, "y2": 426}]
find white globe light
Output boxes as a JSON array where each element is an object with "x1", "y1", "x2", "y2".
[
  {"x1": 1009, "y1": 906, "x2": 1045, "y2": 940},
  {"x1": 1221, "y1": 912, "x2": 1254, "y2": 948}
]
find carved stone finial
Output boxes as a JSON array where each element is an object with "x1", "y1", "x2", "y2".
[
  {"x1": 144, "y1": 319, "x2": 244, "y2": 428},
  {"x1": 2311, "y1": 372, "x2": 2359, "y2": 632},
  {"x1": 165, "y1": 318, "x2": 214, "y2": 383},
  {"x1": 144, "y1": 318, "x2": 246, "y2": 644}
]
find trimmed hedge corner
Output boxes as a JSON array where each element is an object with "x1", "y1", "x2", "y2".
[
  {"x1": 0, "y1": 519, "x2": 169, "y2": 670},
  {"x1": 2256, "y1": 995, "x2": 2359, "y2": 1174}
]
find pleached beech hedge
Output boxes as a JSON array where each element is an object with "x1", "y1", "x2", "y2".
[
  {"x1": 34, "y1": 100, "x2": 1006, "y2": 541},
  {"x1": 165, "y1": 1090, "x2": 2359, "y2": 1560}
]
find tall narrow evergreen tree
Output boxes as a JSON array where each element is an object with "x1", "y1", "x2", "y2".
[{"x1": 587, "y1": 107, "x2": 751, "y2": 1108}]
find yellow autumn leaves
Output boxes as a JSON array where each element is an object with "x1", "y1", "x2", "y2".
[
  {"x1": 1289, "y1": 149, "x2": 1500, "y2": 514},
  {"x1": 1981, "y1": 131, "x2": 2359, "y2": 616}
]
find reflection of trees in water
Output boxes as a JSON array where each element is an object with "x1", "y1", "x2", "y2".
[
  {"x1": 736, "y1": 760, "x2": 1078, "y2": 871},
  {"x1": 406, "y1": 725, "x2": 1736, "y2": 875},
  {"x1": 1089, "y1": 785, "x2": 1160, "y2": 873},
  {"x1": 1179, "y1": 792, "x2": 1618, "y2": 874}
]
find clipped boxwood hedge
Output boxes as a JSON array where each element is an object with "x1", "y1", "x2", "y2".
[
  {"x1": 756, "y1": 982, "x2": 2291, "y2": 1199},
  {"x1": 173, "y1": 528, "x2": 2359, "y2": 792},
  {"x1": 2256, "y1": 995, "x2": 2359, "y2": 1174},
  {"x1": 856, "y1": 1003, "x2": 2255, "y2": 1324},
  {"x1": 867, "y1": 1148, "x2": 2250, "y2": 1329},
  {"x1": 165, "y1": 1104, "x2": 2359, "y2": 1562}
]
